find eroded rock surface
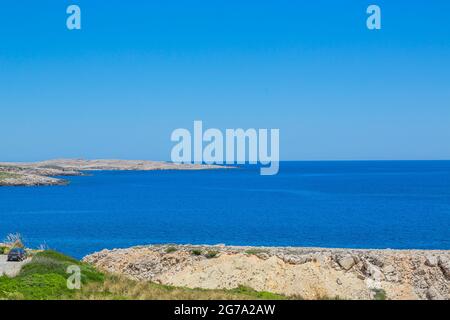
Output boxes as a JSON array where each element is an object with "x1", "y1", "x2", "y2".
[
  {"x1": 0, "y1": 159, "x2": 227, "y2": 186},
  {"x1": 83, "y1": 244, "x2": 450, "y2": 300}
]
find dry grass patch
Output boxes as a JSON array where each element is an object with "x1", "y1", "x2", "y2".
[{"x1": 78, "y1": 275, "x2": 289, "y2": 300}]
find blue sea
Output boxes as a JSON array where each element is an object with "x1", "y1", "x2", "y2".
[{"x1": 1, "y1": 161, "x2": 450, "y2": 259}]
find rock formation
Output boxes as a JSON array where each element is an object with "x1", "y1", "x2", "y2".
[{"x1": 83, "y1": 244, "x2": 450, "y2": 300}]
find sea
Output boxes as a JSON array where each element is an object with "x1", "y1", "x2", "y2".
[{"x1": 1, "y1": 161, "x2": 449, "y2": 259}]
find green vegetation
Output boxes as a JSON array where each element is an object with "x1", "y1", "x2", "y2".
[
  {"x1": 191, "y1": 249, "x2": 202, "y2": 256},
  {"x1": 76, "y1": 276, "x2": 289, "y2": 300},
  {"x1": 230, "y1": 285, "x2": 287, "y2": 300},
  {"x1": 0, "y1": 246, "x2": 8, "y2": 254},
  {"x1": 317, "y1": 295, "x2": 342, "y2": 300},
  {"x1": 165, "y1": 246, "x2": 177, "y2": 254},
  {"x1": 0, "y1": 251, "x2": 103, "y2": 300},
  {"x1": 0, "y1": 250, "x2": 292, "y2": 300},
  {"x1": 204, "y1": 250, "x2": 219, "y2": 259},
  {"x1": 372, "y1": 289, "x2": 387, "y2": 300},
  {"x1": 0, "y1": 172, "x2": 19, "y2": 181}
]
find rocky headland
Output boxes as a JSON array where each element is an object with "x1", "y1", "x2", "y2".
[
  {"x1": 83, "y1": 244, "x2": 450, "y2": 300},
  {"x1": 0, "y1": 159, "x2": 227, "y2": 186}
]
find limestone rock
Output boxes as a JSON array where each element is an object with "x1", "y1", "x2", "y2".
[
  {"x1": 438, "y1": 256, "x2": 450, "y2": 279},
  {"x1": 425, "y1": 255, "x2": 438, "y2": 267},
  {"x1": 337, "y1": 255, "x2": 356, "y2": 271},
  {"x1": 426, "y1": 287, "x2": 444, "y2": 300},
  {"x1": 363, "y1": 261, "x2": 385, "y2": 281},
  {"x1": 82, "y1": 244, "x2": 450, "y2": 300}
]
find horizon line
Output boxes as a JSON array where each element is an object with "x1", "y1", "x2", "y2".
[{"x1": 3, "y1": 158, "x2": 450, "y2": 163}]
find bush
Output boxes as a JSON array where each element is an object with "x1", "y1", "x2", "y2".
[
  {"x1": 191, "y1": 249, "x2": 202, "y2": 256},
  {"x1": 372, "y1": 289, "x2": 387, "y2": 300},
  {"x1": 0, "y1": 250, "x2": 104, "y2": 300},
  {"x1": 204, "y1": 250, "x2": 219, "y2": 259},
  {"x1": 165, "y1": 246, "x2": 177, "y2": 254}
]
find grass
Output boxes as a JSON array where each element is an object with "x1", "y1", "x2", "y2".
[
  {"x1": 244, "y1": 249, "x2": 268, "y2": 256},
  {"x1": 191, "y1": 249, "x2": 202, "y2": 256},
  {"x1": 0, "y1": 250, "x2": 291, "y2": 300},
  {"x1": 229, "y1": 285, "x2": 288, "y2": 300},
  {"x1": 0, "y1": 251, "x2": 104, "y2": 300},
  {"x1": 77, "y1": 277, "x2": 289, "y2": 300},
  {"x1": 0, "y1": 172, "x2": 19, "y2": 181}
]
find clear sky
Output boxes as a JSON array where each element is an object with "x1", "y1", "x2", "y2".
[{"x1": 1, "y1": 0, "x2": 449, "y2": 161}]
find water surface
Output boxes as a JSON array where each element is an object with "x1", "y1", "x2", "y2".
[{"x1": 1, "y1": 161, "x2": 449, "y2": 258}]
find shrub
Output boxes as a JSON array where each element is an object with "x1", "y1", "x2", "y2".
[
  {"x1": 191, "y1": 249, "x2": 202, "y2": 256},
  {"x1": 165, "y1": 246, "x2": 177, "y2": 254},
  {"x1": 205, "y1": 250, "x2": 219, "y2": 259},
  {"x1": 372, "y1": 289, "x2": 387, "y2": 300}
]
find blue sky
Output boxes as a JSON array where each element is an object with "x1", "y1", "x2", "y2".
[{"x1": 1, "y1": 0, "x2": 449, "y2": 161}]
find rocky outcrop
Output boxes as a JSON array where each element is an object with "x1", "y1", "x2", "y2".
[
  {"x1": 0, "y1": 159, "x2": 228, "y2": 186},
  {"x1": 83, "y1": 244, "x2": 450, "y2": 300},
  {"x1": 0, "y1": 159, "x2": 227, "y2": 172},
  {"x1": 335, "y1": 254, "x2": 356, "y2": 271},
  {"x1": 438, "y1": 256, "x2": 450, "y2": 280},
  {"x1": 0, "y1": 171, "x2": 69, "y2": 186}
]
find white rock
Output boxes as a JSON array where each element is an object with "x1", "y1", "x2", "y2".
[
  {"x1": 337, "y1": 255, "x2": 356, "y2": 271},
  {"x1": 426, "y1": 287, "x2": 444, "y2": 300},
  {"x1": 438, "y1": 256, "x2": 450, "y2": 279},
  {"x1": 425, "y1": 255, "x2": 438, "y2": 267},
  {"x1": 383, "y1": 265, "x2": 395, "y2": 274}
]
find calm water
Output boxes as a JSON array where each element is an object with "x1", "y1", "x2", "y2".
[{"x1": 1, "y1": 161, "x2": 450, "y2": 258}]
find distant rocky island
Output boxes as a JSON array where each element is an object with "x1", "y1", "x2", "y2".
[{"x1": 0, "y1": 159, "x2": 227, "y2": 186}]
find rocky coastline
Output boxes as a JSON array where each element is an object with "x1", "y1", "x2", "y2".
[
  {"x1": 0, "y1": 159, "x2": 227, "y2": 187},
  {"x1": 83, "y1": 244, "x2": 450, "y2": 300}
]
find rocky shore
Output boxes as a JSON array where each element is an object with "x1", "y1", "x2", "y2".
[
  {"x1": 83, "y1": 244, "x2": 450, "y2": 300},
  {"x1": 0, "y1": 159, "x2": 227, "y2": 186}
]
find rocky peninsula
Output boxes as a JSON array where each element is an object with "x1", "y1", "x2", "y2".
[
  {"x1": 83, "y1": 244, "x2": 450, "y2": 300},
  {"x1": 0, "y1": 159, "x2": 226, "y2": 186}
]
